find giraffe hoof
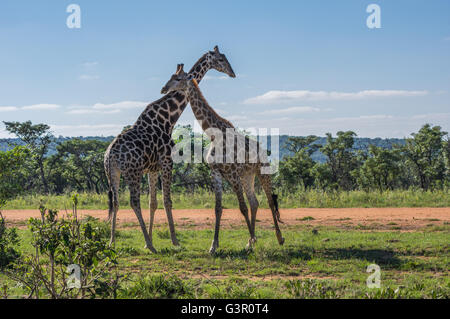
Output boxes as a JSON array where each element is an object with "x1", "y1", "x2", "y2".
[
  {"x1": 279, "y1": 237, "x2": 285, "y2": 245},
  {"x1": 209, "y1": 242, "x2": 219, "y2": 254},
  {"x1": 172, "y1": 238, "x2": 180, "y2": 246},
  {"x1": 144, "y1": 244, "x2": 157, "y2": 253}
]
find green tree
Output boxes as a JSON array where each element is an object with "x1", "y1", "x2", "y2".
[
  {"x1": 0, "y1": 146, "x2": 29, "y2": 205},
  {"x1": 55, "y1": 139, "x2": 110, "y2": 193},
  {"x1": 0, "y1": 147, "x2": 27, "y2": 269},
  {"x1": 279, "y1": 150, "x2": 316, "y2": 189},
  {"x1": 171, "y1": 125, "x2": 213, "y2": 191},
  {"x1": 3, "y1": 121, "x2": 54, "y2": 193},
  {"x1": 277, "y1": 135, "x2": 320, "y2": 189},
  {"x1": 285, "y1": 135, "x2": 320, "y2": 155},
  {"x1": 318, "y1": 131, "x2": 359, "y2": 190},
  {"x1": 443, "y1": 136, "x2": 450, "y2": 186},
  {"x1": 354, "y1": 145, "x2": 401, "y2": 191},
  {"x1": 402, "y1": 124, "x2": 447, "y2": 190}
]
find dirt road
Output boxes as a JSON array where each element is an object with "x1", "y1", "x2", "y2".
[{"x1": 2, "y1": 207, "x2": 449, "y2": 231}]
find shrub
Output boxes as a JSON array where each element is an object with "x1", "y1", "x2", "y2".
[
  {"x1": 0, "y1": 212, "x2": 20, "y2": 270},
  {"x1": 119, "y1": 274, "x2": 194, "y2": 299},
  {"x1": 5, "y1": 195, "x2": 120, "y2": 299}
]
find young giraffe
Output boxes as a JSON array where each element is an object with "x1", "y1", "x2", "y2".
[
  {"x1": 161, "y1": 65, "x2": 284, "y2": 253},
  {"x1": 105, "y1": 46, "x2": 235, "y2": 252}
]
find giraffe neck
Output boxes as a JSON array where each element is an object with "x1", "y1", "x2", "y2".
[
  {"x1": 134, "y1": 91, "x2": 186, "y2": 135},
  {"x1": 186, "y1": 80, "x2": 234, "y2": 134},
  {"x1": 134, "y1": 54, "x2": 213, "y2": 135},
  {"x1": 188, "y1": 53, "x2": 211, "y2": 84}
]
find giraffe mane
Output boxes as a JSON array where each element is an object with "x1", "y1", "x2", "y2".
[{"x1": 188, "y1": 52, "x2": 208, "y2": 74}]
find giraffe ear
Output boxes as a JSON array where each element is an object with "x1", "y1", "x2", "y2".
[
  {"x1": 176, "y1": 64, "x2": 184, "y2": 73},
  {"x1": 214, "y1": 45, "x2": 220, "y2": 53}
]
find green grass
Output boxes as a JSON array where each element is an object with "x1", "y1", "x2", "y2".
[
  {"x1": 1, "y1": 223, "x2": 448, "y2": 299},
  {"x1": 3, "y1": 188, "x2": 450, "y2": 210}
]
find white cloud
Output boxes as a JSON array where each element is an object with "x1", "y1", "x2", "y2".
[
  {"x1": 81, "y1": 62, "x2": 99, "y2": 67},
  {"x1": 92, "y1": 101, "x2": 148, "y2": 110},
  {"x1": 50, "y1": 124, "x2": 125, "y2": 136},
  {"x1": 204, "y1": 73, "x2": 244, "y2": 81},
  {"x1": 79, "y1": 75, "x2": 100, "y2": 80},
  {"x1": 259, "y1": 106, "x2": 321, "y2": 115},
  {"x1": 235, "y1": 113, "x2": 450, "y2": 138},
  {"x1": 0, "y1": 106, "x2": 19, "y2": 112},
  {"x1": 67, "y1": 109, "x2": 120, "y2": 115},
  {"x1": 203, "y1": 75, "x2": 230, "y2": 81},
  {"x1": 227, "y1": 115, "x2": 247, "y2": 121},
  {"x1": 66, "y1": 101, "x2": 148, "y2": 115},
  {"x1": 0, "y1": 104, "x2": 61, "y2": 111},
  {"x1": 244, "y1": 90, "x2": 429, "y2": 104},
  {"x1": 22, "y1": 104, "x2": 61, "y2": 110}
]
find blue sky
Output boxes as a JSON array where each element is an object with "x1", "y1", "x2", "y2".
[{"x1": 0, "y1": 0, "x2": 449, "y2": 138}]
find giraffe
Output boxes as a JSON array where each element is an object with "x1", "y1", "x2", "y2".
[
  {"x1": 161, "y1": 65, "x2": 285, "y2": 254},
  {"x1": 104, "y1": 46, "x2": 235, "y2": 252}
]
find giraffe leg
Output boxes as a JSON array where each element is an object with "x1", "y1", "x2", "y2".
[
  {"x1": 161, "y1": 160, "x2": 179, "y2": 246},
  {"x1": 127, "y1": 175, "x2": 156, "y2": 253},
  {"x1": 148, "y1": 171, "x2": 158, "y2": 245},
  {"x1": 259, "y1": 172, "x2": 284, "y2": 245},
  {"x1": 226, "y1": 175, "x2": 254, "y2": 250},
  {"x1": 242, "y1": 173, "x2": 258, "y2": 246},
  {"x1": 108, "y1": 167, "x2": 120, "y2": 247},
  {"x1": 209, "y1": 169, "x2": 223, "y2": 254}
]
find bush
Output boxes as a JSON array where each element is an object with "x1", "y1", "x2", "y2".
[
  {"x1": 5, "y1": 195, "x2": 120, "y2": 299},
  {"x1": 80, "y1": 215, "x2": 111, "y2": 240},
  {"x1": 119, "y1": 274, "x2": 194, "y2": 299},
  {"x1": 0, "y1": 212, "x2": 20, "y2": 270}
]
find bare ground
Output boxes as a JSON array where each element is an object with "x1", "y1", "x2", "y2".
[{"x1": 2, "y1": 207, "x2": 449, "y2": 231}]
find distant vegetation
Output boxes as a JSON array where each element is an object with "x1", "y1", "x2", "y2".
[
  {"x1": 0, "y1": 133, "x2": 406, "y2": 163},
  {"x1": 3, "y1": 189, "x2": 449, "y2": 210},
  {"x1": 0, "y1": 120, "x2": 448, "y2": 209}
]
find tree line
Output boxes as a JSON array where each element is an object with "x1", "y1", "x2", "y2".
[
  {"x1": 277, "y1": 125, "x2": 449, "y2": 192},
  {"x1": 0, "y1": 120, "x2": 448, "y2": 205}
]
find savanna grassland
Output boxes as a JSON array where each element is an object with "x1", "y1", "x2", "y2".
[
  {"x1": 0, "y1": 123, "x2": 449, "y2": 298},
  {"x1": 1, "y1": 206, "x2": 448, "y2": 299},
  {"x1": 3, "y1": 188, "x2": 449, "y2": 210}
]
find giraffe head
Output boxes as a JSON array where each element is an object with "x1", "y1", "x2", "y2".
[
  {"x1": 206, "y1": 45, "x2": 236, "y2": 78},
  {"x1": 161, "y1": 64, "x2": 192, "y2": 94}
]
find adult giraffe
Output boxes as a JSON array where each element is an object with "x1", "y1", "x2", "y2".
[
  {"x1": 104, "y1": 46, "x2": 235, "y2": 252},
  {"x1": 161, "y1": 65, "x2": 284, "y2": 253}
]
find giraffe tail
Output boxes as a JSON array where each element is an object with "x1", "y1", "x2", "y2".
[
  {"x1": 272, "y1": 194, "x2": 283, "y2": 224},
  {"x1": 105, "y1": 151, "x2": 115, "y2": 222},
  {"x1": 108, "y1": 189, "x2": 113, "y2": 218}
]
